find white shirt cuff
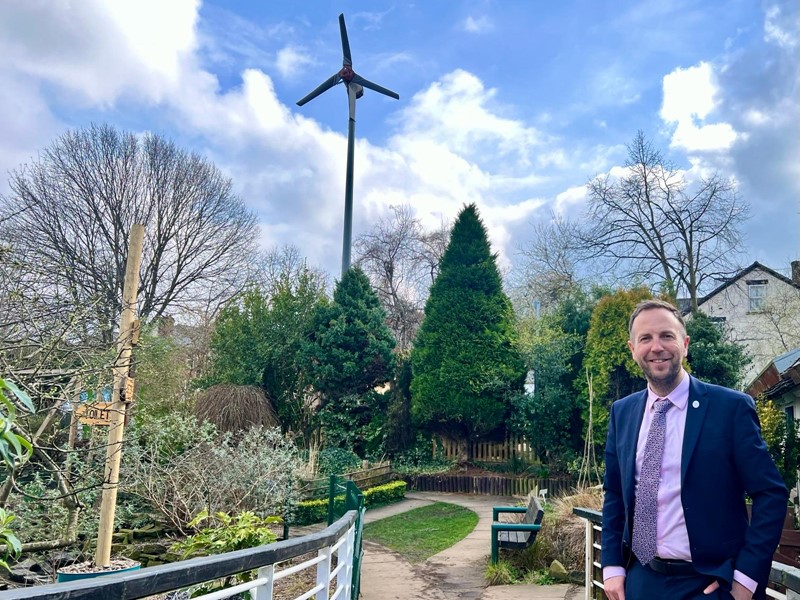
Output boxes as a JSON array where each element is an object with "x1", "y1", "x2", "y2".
[
  {"x1": 603, "y1": 566, "x2": 627, "y2": 582},
  {"x1": 733, "y1": 569, "x2": 757, "y2": 594}
]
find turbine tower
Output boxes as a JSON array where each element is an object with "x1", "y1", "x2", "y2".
[{"x1": 297, "y1": 13, "x2": 399, "y2": 276}]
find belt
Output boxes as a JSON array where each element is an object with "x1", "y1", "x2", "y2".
[{"x1": 647, "y1": 557, "x2": 697, "y2": 576}]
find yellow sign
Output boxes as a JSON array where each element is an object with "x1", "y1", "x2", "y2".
[{"x1": 76, "y1": 402, "x2": 114, "y2": 426}]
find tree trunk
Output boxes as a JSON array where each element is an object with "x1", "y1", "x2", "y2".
[{"x1": 457, "y1": 436, "x2": 470, "y2": 468}]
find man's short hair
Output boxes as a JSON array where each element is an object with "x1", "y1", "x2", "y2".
[{"x1": 628, "y1": 299, "x2": 686, "y2": 338}]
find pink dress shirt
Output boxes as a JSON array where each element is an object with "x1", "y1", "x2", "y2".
[{"x1": 603, "y1": 370, "x2": 757, "y2": 593}]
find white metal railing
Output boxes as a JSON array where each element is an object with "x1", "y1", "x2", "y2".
[
  {"x1": 0, "y1": 511, "x2": 359, "y2": 600},
  {"x1": 189, "y1": 522, "x2": 355, "y2": 600}
]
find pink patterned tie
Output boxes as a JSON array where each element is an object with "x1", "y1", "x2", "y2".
[{"x1": 632, "y1": 398, "x2": 672, "y2": 565}]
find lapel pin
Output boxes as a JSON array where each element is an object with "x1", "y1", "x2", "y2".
[{"x1": 692, "y1": 400, "x2": 700, "y2": 408}]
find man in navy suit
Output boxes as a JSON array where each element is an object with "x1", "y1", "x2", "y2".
[{"x1": 601, "y1": 299, "x2": 787, "y2": 600}]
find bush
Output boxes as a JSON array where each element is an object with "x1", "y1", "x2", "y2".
[
  {"x1": 170, "y1": 510, "x2": 281, "y2": 559},
  {"x1": 391, "y1": 436, "x2": 454, "y2": 475},
  {"x1": 317, "y1": 447, "x2": 362, "y2": 476},
  {"x1": 294, "y1": 480, "x2": 407, "y2": 525},
  {"x1": 123, "y1": 424, "x2": 303, "y2": 533},
  {"x1": 169, "y1": 510, "x2": 281, "y2": 596}
]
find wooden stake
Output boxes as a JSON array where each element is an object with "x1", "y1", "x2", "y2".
[{"x1": 95, "y1": 223, "x2": 144, "y2": 567}]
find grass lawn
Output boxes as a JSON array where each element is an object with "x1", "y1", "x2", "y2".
[{"x1": 363, "y1": 502, "x2": 478, "y2": 563}]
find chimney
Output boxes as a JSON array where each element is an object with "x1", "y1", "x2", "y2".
[{"x1": 792, "y1": 260, "x2": 800, "y2": 284}]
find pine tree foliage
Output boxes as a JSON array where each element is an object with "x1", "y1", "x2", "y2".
[
  {"x1": 305, "y1": 267, "x2": 396, "y2": 399},
  {"x1": 411, "y1": 204, "x2": 525, "y2": 457},
  {"x1": 685, "y1": 311, "x2": 749, "y2": 389}
]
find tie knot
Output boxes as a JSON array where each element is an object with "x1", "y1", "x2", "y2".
[{"x1": 654, "y1": 398, "x2": 672, "y2": 414}]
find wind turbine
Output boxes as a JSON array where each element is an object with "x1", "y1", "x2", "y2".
[{"x1": 297, "y1": 13, "x2": 399, "y2": 276}]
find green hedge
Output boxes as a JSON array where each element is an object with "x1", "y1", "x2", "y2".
[{"x1": 293, "y1": 480, "x2": 407, "y2": 525}]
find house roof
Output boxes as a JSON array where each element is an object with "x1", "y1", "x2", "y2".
[
  {"x1": 746, "y1": 346, "x2": 800, "y2": 400},
  {"x1": 774, "y1": 347, "x2": 800, "y2": 375},
  {"x1": 698, "y1": 261, "x2": 800, "y2": 308}
]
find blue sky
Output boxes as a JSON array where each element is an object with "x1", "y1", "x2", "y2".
[{"x1": 0, "y1": 0, "x2": 797, "y2": 282}]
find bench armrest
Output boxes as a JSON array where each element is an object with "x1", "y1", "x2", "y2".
[{"x1": 492, "y1": 506, "x2": 527, "y2": 520}]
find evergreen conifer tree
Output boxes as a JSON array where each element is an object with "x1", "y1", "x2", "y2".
[
  {"x1": 411, "y1": 204, "x2": 524, "y2": 464},
  {"x1": 304, "y1": 267, "x2": 396, "y2": 453}
]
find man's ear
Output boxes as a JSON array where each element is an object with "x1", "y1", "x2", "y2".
[{"x1": 627, "y1": 339, "x2": 635, "y2": 356}]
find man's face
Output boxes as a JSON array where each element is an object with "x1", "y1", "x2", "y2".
[{"x1": 628, "y1": 307, "x2": 689, "y2": 394}]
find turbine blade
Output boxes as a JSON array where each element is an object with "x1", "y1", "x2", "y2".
[
  {"x1": 351, "y1": 74, "x2": 399, "y2": 100},
  {"x1": 296, "y1": 73, "x2": 342, "y2": 106},
  {"x1": 339, "y1": 14, "x2": 352, "y2": 66}
]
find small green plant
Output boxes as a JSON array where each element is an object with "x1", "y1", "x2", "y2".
[
  {"x1": 0, "y1": 379, "x2": 34, "y2": 470},
  {"x1": 171, "y1": 510, "x2": 282, "y2": 559},
  {"x1": 0, "y1": 508, "x2": 22, "y2": 571},
  {"x1": 0, "y1": 378, "x2": 34, "y2": 569},
  {"x1": 170, "y1": 510, "x2": 282, "y2": 596},
  {"x1": 531, "y1": 569, "x2": 557, "y2": 585},
  {"x1": 484, "y1": 559, "x2": 519, "y2": 585}
]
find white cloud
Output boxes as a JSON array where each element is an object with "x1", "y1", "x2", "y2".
[
  {"x1": 461, "y1": 15, "x2": 493, "y2": 33},
  {"x1": 395, "y1": 69, "x2": 543, "y2": 166},
  {"x1": 554, "y1": 185, "x2": 588, "y2": 214},
  {"x1": 0, "y1": 0, "x2": 199, "y2": 106},
  {"x1": 660, "y1": 62, "x2": 738, "y2": 152},
  {"x1": 764, "y1": 4, "x2": 798, "y2": 49},
  {"x1": 275, "y1": 46, "x2": 314, "y2": 79}
]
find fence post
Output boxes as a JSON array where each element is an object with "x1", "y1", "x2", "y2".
[
  {"x1": 327, "y1": 475, "x2": 338, "y2": 526},
  {"x1": 315, "y1": 545, "x2": 332, "y2": 600},
  {"x1": 584, "y1": 518, "x2": 592, "y2": 600},
  {"x1": 251, "y1": 564, "x2": 275, "y2": 600}
]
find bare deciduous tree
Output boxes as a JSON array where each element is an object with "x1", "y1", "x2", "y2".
[
  {"x1": 581, "y1": 131, "x2": 749, "y2": 309},
  {"x1": 1, "y1": 123, "x2": 258, "y2": 342},
  {"x1": 513, "y1": 212, "x2": 589, "y2": 315},
  {"x1": 353, "y1": 206, "x2": 450, "y2": 350}
]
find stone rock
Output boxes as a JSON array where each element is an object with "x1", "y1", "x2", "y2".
[
  {"x1": 8, "y1": 567, "x2": 48, "y2": 585},
  {"x1": 549, "y1": 559, "x2": 569, "y2": 582},
  {"x1": 14, "y1": 558, "x2": 41, "y2": 573},
  {"x1": 136, "y1": 543, "x2": 169, "y2": 555},
  {"x1": 47, "y1": 551, "x2": 80, "y2": 569}
]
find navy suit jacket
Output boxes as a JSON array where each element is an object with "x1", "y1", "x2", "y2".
[{"x1": 601, "y1": 376, "x2": 788, "y2": 596}]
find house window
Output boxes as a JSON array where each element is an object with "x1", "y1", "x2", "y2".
[
  {"x1": 747, "y1": 280, "x2": 767, "y2": 312},
  {"x1": 708, "y1": 316, "x2": 726, "y2": 332}
]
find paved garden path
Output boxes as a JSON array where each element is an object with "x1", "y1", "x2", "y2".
[{"x1": 358, "y1": 491, "x2": 584, "y2": 600}]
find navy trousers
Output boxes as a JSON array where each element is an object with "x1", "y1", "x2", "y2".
[{"x1": 625, "y1": 561, "x2": 733, "y2": 600}]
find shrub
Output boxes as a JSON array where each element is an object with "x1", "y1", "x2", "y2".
[
  {"x1": 484, "y1": 559, "x2": 518, "y2": 585},
  {"x1": 123, "y1": 424, "x2": 303, "y2": 533},
  {"x1": 169, "y1": 510, "x2": 281, "y2": 595},
  {"x1": 317, "y1": 447, "x2": 361, "y2": 476},
  {"x1": 294, "y1": 480, "x2": 407, "y2": 525},
  {"x1": 170, "y1": 510, "x2": 281, "y2": 559},
  {"x1": 391, "y1": 436, "x2": 454, "y2": 475}
]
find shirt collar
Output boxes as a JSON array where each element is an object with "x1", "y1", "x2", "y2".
[{"x1": 646, "y1": 369, "x2": 690, "y2": 411}]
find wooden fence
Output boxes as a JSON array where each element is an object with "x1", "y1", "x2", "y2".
[
  {"x1": 299, "y1": 462, "x2": 393, "y2": 500},
  {"x1": 436, "y1": 436, "x2": 537, "y2": 464},
  {"x1": 403, "y1": 474, "x2": 575, "y2": 497}
]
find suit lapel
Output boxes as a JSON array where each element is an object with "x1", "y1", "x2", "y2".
[
  {"x1": 681, "y1": 376, "x2": 709, "y2": 482},
  {"x1": 623, "y1": 390, "x2": 648, "y2": 506}
]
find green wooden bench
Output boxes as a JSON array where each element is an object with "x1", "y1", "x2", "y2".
[{"x1": 490, "y1": 492, "x2": 544, "y2": 563}]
